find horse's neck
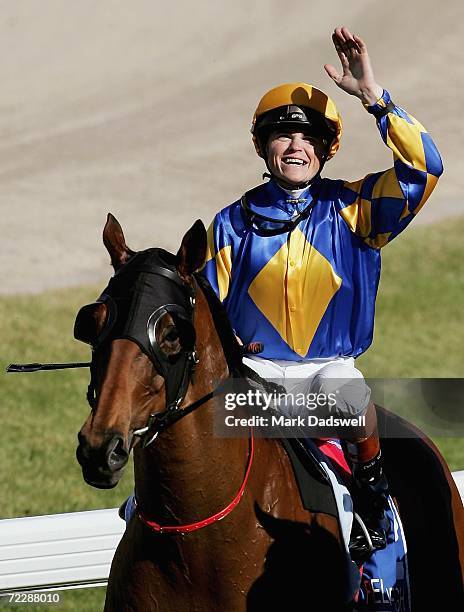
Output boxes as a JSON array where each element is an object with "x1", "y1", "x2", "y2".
[
  {"x1": 134, "y1": 414, "x2": 248, "y2": 524},
  {"x1": 133, "y1": 287, "x2": 249, "y2": 524}
]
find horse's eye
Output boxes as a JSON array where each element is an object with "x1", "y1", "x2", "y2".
[{"x1": 164, "y1": 328, "x2": 180, "y2": 343}]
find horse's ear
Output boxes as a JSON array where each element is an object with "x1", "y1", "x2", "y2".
[
  {"x1": 103, "y1": 213, "x2": 135, "y2": 270},
  {"x1": 176, "y1": 220, "x2": 207, "y2": 279}
]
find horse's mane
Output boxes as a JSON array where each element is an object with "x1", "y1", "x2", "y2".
[
  {"x1": 194, "y1": 273, "x2": 244, "y2": 376},
  {"x1": 195, "y1": 273, "x2": 280, "y2": 394}
]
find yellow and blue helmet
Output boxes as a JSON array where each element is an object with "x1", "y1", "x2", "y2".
[{"x1": 251, "y1": 82, "x2": 342, "y2": 160}]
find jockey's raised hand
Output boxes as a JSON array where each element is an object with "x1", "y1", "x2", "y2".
[{"x1": 324, "y1": 26, "x2": 384, "y2": 106}]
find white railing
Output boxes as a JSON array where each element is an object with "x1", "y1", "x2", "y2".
[
  {"x1": 1, "y1": 472, "x2": 463, "y2": 595},
  {"x1": 0, "y1": 508, "x2": 124, "y2": 594},
  {"x1": 454, "y1": 470, "x2": 464, "y2": 501}
]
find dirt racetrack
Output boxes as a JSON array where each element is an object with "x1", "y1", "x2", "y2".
[{"x1": 0, "y1": 0, "x2": 461, "y2": 294}]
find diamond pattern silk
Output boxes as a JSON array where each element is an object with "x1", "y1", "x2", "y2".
[{"x1": 248, "y1": 228, "x2": 342, "y2": 356}]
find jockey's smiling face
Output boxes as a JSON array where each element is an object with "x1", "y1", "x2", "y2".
[{"x1": 266, "y1": 129, "x2": 326, "y2": 187}]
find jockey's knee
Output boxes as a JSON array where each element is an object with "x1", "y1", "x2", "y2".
[{"x1": 309, "y1": 362, "x2": 371, "y2": 418}]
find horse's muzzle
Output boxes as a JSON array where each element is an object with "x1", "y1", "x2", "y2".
[{"x1": 76, "y1": 432, "x2": 129, "y2": 489}]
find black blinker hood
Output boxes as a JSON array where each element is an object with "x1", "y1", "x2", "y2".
[
  {"x1": 92, "y1": 248, "x2": 196, "y2": 408},
  {"x1": 103, "y1": 248, "x2": 193, "y2": 358}
]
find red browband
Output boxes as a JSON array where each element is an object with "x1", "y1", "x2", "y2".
[{"x1": 137, "y1": 432, "x2": 254, "y2": 534}]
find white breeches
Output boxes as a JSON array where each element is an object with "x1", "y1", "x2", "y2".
[{"x1": 242, "y1": 355, "x2": 371, "y2": 418}]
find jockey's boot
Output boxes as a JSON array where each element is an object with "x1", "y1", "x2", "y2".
[{"x1": 345, "y1": 404, "x2": 390, "y2": 563}]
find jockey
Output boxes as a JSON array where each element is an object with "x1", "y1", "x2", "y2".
[{"x1": 202, "y1": 26, "x2": 443, "y2": 559}]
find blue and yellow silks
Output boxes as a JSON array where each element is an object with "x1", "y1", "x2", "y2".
[{"x1": 202, "y1": 90, "x2": 443, "y2": 360}]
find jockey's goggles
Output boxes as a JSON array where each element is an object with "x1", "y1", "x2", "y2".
[{"x1": 240, "y1": 194, "x2": 317, "y2": 236}]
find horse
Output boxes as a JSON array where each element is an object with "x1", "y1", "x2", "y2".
[
  {"x1": 75, "y1": 214, "x2": 464, "y2": 611},
  {"x1": 74, "y1": 214, "x2": 358, "y2": 611}
]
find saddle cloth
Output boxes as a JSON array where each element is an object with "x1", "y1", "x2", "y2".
[{"x1": 316, "y1": 439, "x2": 412, "y2": 611}]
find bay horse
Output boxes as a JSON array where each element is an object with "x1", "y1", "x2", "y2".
[
  {"x1": 75, "y1": 214, "x2": 354, "y2": 611},
  {"x1": 75, "y1": 214, "x2": 464, "y2": 611}
]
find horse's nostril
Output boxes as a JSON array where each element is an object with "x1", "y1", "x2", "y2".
[
  {"x1": 76, "y1": 432, "x2": 90, "y2": 464},
  {"x1": 107, "y1": 436, "x2": 128, "y2": 471}
]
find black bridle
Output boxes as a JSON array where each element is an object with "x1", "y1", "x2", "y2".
[
  {"x1": 7, "y1": 250, "x2": 229, "y2": 448},
  {"x1": 78, "y1": 249, "x2": 225, "y2": 448}
]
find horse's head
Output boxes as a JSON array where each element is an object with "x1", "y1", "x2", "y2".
[{"x1": 75, "y1": 213, "x2": 223, "y2": 488}]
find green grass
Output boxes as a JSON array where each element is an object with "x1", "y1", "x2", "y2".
[
  {"x1": 356, "y1": 216, "x2": 464, "y2": 461},
  {"x1": 357, "y1": 217, "x2": 464, "y2": 378},
  {"x1": 0, "y1": 285, "x2": 134, "y2": 610},
  {"x1": 0, "y1": 588, "x2": 106, "y2": 612},
  {"x1": 0, "y1": 284, "x2": 134, "y2": 519},
  {"x1": 0, "y1": 216, "x2": 463, "y2": 610}
]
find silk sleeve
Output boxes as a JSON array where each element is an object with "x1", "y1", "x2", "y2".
[{"x1": 339, "y1": 90, "x2": 443, "y2": 248}]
